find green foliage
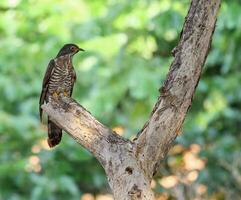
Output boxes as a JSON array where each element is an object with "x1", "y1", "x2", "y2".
[{"x1": 0, "y1": 0, "x2": 240, "y2": 199}]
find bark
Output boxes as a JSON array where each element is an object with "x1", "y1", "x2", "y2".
[{"x1": 41, "y1": 0, "x2": 221, "y2": 199}]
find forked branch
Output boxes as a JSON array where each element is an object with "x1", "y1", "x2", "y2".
[{"x1": 42, "y1": 0, "x2": 221, "y2": 199}]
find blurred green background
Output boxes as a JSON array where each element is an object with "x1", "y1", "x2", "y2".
[{"x1": 0, "y1": 0, "x2": 240, "y2": 199}]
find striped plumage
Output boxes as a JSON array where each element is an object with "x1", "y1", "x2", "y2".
[
  {"x1": 47, "y1": 55, "x2": 75, "y2": 96},
  {"x1": 39, "y1": 44, "x2": 84, "y2": 148}
]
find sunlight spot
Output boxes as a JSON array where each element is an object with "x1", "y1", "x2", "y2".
[
  {"x1": 8, "y1": 0, "x2": 19, "y2": 7},
  {"x1": 164, "y1": 29, "x2": 177, "y2": 41},
  {"x1": 169, "y1": 144, "x2": 184, "y2": 155},
  {"x1": 118, "y1": 33, "x2": 128, "y2": 44},
  {"x1": 31, "y1": 144, "x2": 41, "y2": 154},
  {"x1": 159, "y1": 175, "x2": 178, "y2": 188},
  {"x1": 112, "y1": 126, "x2": 124, "y2": 135},
  {"x1": 147, "y1": 2, "x2": 162, "y2": 18},
  {"x1": 96, "y1": 194, "x2": 113, "y2": 200},
  {"x1": 187, "y1": 170, "x2": 198, "y2": 182},
  {"x1": 25, "y1": 155, "x2": 42, "y2": 173},
  {"x1": 183, "y1": 152, "x2": 205, "y2": 170},
  {"x1": 81, "y1": 193, "x2": 94, "y2": 200},
  {"x1": 29, "y1": 155, "x2": 40, "y2": 165},
  {"x1": 34, "y1": 164, "x2": 42, "y2": 173},
  {"x1": 143, "y1": 36, "x2": 158, "y2": 59},
  {"x1": 39, "y1": 139, "x2": 51, "y2": 150},
  {"x1": 190, "y1": 144, "x2": 201, "y2": 154},
  {"x1": 197, "y1": 184, "x2": 207, "y2": 195}
]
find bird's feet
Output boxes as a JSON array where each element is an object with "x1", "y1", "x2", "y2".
[
  {"x1": 52, "y1": 92, "x2": 59, "y2": 99},
  {"x1": 63, "y1": 91, "x2": 68, "y2": 97}
]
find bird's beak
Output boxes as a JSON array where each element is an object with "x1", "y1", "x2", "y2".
[{"x1": 78, "y1": 48, "x2": 85, "y2": 52}]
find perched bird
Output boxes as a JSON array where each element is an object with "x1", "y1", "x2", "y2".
[{"x1": 39, "y1": 43, "x2": 84, "y2": 148}]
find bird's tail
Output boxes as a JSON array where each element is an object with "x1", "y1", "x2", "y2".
[{"x1": 47, "y1": 117, "x2": 62, "y2": 148}]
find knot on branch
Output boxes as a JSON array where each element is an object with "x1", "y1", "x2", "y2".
[{"x1": 128, "y1": 184, "x2": 142, "y2": 199}]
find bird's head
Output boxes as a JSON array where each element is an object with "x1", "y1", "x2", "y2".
[{"x1": 56, "y1": 43, "x2": 84, "y2": 57}]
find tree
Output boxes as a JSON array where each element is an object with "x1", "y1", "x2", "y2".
[{"x1": 42, "y1": 0, "x2": 221, "y2": 199}]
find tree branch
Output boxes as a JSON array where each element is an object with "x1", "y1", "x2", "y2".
[
  {"x1": 134, "y1": 0, "x2": 221, "y2": 179},
  {"x1": 42, "y1": 97, "x2": 154, "y2": 199},
  {"x1": 42, "y1": 96, "x2": 130, "y2": 166}
]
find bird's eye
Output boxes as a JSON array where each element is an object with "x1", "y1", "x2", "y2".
[{"x1": 70, "y1": 46, "x2": 76, "y2": 51}]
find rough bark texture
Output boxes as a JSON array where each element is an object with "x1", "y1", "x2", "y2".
[{"x1": 42, "y1": 0, "x2": 221, "y2": 199}]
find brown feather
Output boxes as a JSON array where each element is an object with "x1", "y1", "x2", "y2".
[
  {"x1": 47, "y1": 117, "x2": 62, "y2": 148},
  {"x1": 39, "y1": 59, "x2": 55, "y2": 121},
  {"x1": 70, "y1": 68, "x2": 76, "y2": 97}
]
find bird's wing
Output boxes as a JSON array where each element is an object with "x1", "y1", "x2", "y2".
[
  {"x1": 70, "y1": 68, "x2": 76, "y2": 97},
  {"x1": 39, "y1": 59, "x2": 55, "y2": 121}
]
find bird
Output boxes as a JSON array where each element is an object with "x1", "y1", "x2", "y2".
[{"x1": 39, "y1": 43, "x2": 84, "y2": 148}]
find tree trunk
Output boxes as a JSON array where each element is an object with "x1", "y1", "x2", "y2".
[{"x1": 42, "y1": 0, "x2": 221, "y2": 199}]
